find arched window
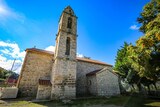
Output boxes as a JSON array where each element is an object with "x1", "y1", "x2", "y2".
[
  {"x1": 67, "y1": 17, "x2": 72, "y2": 29},
  {"x1": 65, "y1": 37, "x2": 70, "y2": 55}
]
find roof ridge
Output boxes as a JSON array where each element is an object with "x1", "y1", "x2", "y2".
[
  {"x1": 25, "y1": 48, "x2": 112, "y2": 66},
  {"x1": 86, "y1": 69, "x2": 103, "y2": 76}
]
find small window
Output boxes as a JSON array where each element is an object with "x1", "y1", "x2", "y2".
[
  {"x1": 65, "y1": 37, "x2": 70, "y2": 55},
  {"x1": 67, "y1": 17, "x2": 72, "y2": 29}
]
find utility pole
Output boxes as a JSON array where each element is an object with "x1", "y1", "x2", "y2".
[
  {"x1": 6, "y1": 58, "x2": 16, "y2": 86},
  {"x1": 10, "y1": 59, "x2": 16, "y2": 71}
]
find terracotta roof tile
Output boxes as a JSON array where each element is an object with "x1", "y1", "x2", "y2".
[
  {"x1": 26, "y1": 48, "x2": 54, "y2": 55},
  {"x1": 77, "y1": 57, "x2": 112, "y2": 66},
  {"x1": 25, "y1": 48, "x2": 112, "y2": 66},
  {"x1": 86, "y1": 68, "x2": 118, "y2": 77},
  {"x1": 86, "y1": 69, "x2": 102, "y2": 76}
]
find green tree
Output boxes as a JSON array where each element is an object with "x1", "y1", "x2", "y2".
[
  {"x1": 127, "y1": 0, "x2": 160, "y2": 81},
  {"x1": 137, "y1": 0, "x2": 160, "y2": 33},
  {"x1": 114, "y1": 42, "x2": 131, "y2": 78},
  {"x1": 0, "y1": 67, "x2": 8, "y2": 79},
  {"x1": 115, "y1": 0, "x2": 160, "y2": 91},
  {"x1": 135, "y1": 14, "x2": 160, "y2": 81},
  {"x1": 0, "y1": 67, "x2": 19, "y2": 80},
  {"x1": 114, "y1": 43, "x2": 143, "y2": 91}
]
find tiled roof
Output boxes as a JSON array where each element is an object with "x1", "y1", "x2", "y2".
[
  {"x1": 77, "y1": 57, "x2": 112, "y2": 66},
  {"x1": 86, "y1": 68, "x2": 119, "y2": 77},
  {"x1": 86, "y1": 69, "x2": 102, "y2": 76},
  {"x1": 25, "y1": 48, "x2": 112, "y2": 66},
  {"x1": 26, "y1": 48, "x2": 54, "y2": 55}
]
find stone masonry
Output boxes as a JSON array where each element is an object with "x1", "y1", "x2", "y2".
[
  {"x1": 97, "y1": 68, "x2": 120, "y2": 96},
  {"x1": 36, "y1": 85, "x2": 51, "y2": 100},
  {"x1": 17, "y1": 6, "x2": 119, "y2": 100},
  {"x1": 76, "y1": 61, "x2": 108, "y2": 96},
  {"x1": 86, "y1": 68, "x2": 120, "y2": 96},
  {"x1": 17, "y1": 49, "x2": 53, "y2": 97}
]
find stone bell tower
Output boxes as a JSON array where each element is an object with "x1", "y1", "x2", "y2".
[{"x1": 51, "y1": 6, "x2": 77, "y2": 99}]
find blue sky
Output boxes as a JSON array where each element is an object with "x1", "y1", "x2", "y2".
[{"x1": 0, "y1": 0, "x2": 150, "y2": 73}]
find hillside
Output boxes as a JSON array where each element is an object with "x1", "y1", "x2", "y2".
[{"x1": 0, "y1": 66, "x2": 19, "y2": 80}]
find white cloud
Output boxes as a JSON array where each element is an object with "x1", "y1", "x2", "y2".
[
  {"x1": 0, "y1": 55, "x2": 13, "y2": 70},
  {"x1": 0, "y1": 0, "x2": 9, "y2": 17},
  {"x1": 0, "y1": 0, "x2": 25, "y2": 22},
  {"x1": 0, "y1": 41, "x2": 85, "y2": 73},
  {"x1": 0, "y1": 40, "x2": 25, "y2": 73},
  {"x1": 0, "y1": 3, "x2": 8, "y2": 16},
  {"x1": 77, "y1": 53, "x2": 84, "y2": 58},
  {"x1": 0, "y1": 41, "x2": 26, "y2": 59},
  {"x1": 0, "y1": 54, "x2": 6, "y2": 61},
  {"x1": 0, "y1": 55, "x2": 22, "y2": 74},
  {"x1": 0, "y1": 0, "x2": 40, "y2": 38},
  {"x1": 129, "y1": 24, "x2": 139, "y2": 30},
  {"x1": 45, "y1": 45, "x2": 55, "y2": 52},
  {"x1": 44, "y1": 45, "x2": 84, "y2": 58},
  {"x1": 0, "y1": 55, "x2": 21, "y2": 72}
]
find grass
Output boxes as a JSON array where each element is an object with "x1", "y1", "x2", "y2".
[
  {"x1": 0, "y1": 95, "x2": 160, "y2": 107},
  {"x1": 0, "y1": 101, "x2": 44, "y2": 107},
  {"x1": 69, "y1": 96, "x2": 130, "y2": 106},
  {"x1": 143, "y1": 99, "x2": 160, "y2": 107}
]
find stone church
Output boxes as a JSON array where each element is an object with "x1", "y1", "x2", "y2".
[{"x1": 17, "y1": 6, "x2": 120, "y2": 100}]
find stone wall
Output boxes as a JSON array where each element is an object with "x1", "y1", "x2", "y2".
[
  {"x1": 51, "y1": 58, "x2": 76, "y2": 99},
  {"x1": 54, "y1": 32, "x2": 77, "y2": 60},
  {"x1": 51, "y1": 6, "x2": 77, "y2": 99},
  {"x1": 0, "y1": 87, "x2": 18, "y2": 99},
  {"x1": 58, "y1": 6, "x2": 77, "y2": 36},
  {"x1": 36, "y1": 85, "x2": 51, "y2": 100},
  {"x1": 17, "y1": 50, "x2": 53, "y2": 97},
  {"x1": 86, "y1": 75, "x2": 97, "y2": 95},
  {"x1": 76, "y1": 61, "x2": 107, "y2": 96},
  {"x1": 96, "y1": 68, "x2": 120, "y2": 96}
]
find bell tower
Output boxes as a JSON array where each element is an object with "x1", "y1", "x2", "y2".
[{"x1": 51, "y1": 6, "x2": 77, "y2": 99}]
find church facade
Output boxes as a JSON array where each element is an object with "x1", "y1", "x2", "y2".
[{"x1": 17, "y1": 6, "x2": 120, "y2": 100}]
